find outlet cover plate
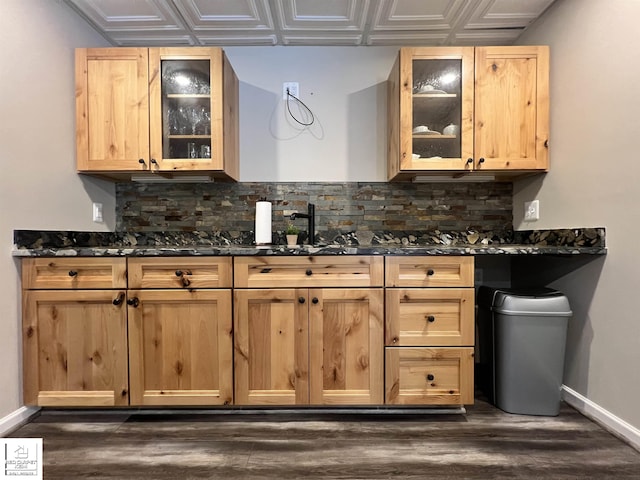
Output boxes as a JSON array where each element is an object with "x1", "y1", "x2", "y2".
[
  {"x1": 283, "y1": 82, "x2": 299, "y2": 99},
  {"x1": 524, "y1": 200, "x2": 540, "y2": 221}
]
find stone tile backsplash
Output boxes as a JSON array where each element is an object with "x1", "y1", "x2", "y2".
[{"x1": 116, "y1": 182, "x2": 513, "y2": 234}]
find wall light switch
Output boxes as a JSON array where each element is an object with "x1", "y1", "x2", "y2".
[
  {"x1": 524, "y1": 200, "x2": 540, "y2": 221},
  {"x1": 92, "y1": 202, "x2": 103, "y2": 223}
]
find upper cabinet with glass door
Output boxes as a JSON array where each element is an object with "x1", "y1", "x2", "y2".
[
  {"x1": 76, "y1": 47, "x2": 239, "y2": 181},
  {"x1": 387, "y1": 46, "x2": 549, "y2": 181}
]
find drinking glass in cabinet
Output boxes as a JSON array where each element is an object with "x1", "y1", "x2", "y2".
[
  {"x1": 412, "y1": 59, "x2": 462, "y2": 160},
  {"x1": 161, "y1": 59, "x2": 212, "y2": 160}
]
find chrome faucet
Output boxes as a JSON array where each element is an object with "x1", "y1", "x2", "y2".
[{"x1": 290, "y1": 203, "x2": 315, "y2": 245}]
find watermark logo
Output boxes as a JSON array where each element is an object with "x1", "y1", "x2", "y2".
[{"x1": 1, "y1": 439, "x2": 42, "y2": 479}]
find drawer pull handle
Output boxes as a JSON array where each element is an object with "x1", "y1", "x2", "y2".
[
  {"x1": 127, "y1": 297, "x2": 140, "y2": 308},
  {"x1": 426, "y1": 269, "x2": 435, "y2": 276},
  {"x1": 68, "y1": 270, "x2": 78, "y2": 277},
  {"x1": 298, "y1": 297, "x2": 306, "y2": 304},
  {"x1": 112, "y1": 293, "x2": 125, "y2": 306},
  {"x1": 426, "y1": 374, "x2": 435, "y2": 382},
  {"x1": 175, "y1": 270, "x2": 183, "y2": 276},
  {"x1": 312, "y1": 297, "x2": 319, "y2": 304},
  {"x1": 426, "y1": 315, "x2": 435, "y2": 323},
  {"x1": 305, "y1": 269, "x2": 313, "y2": 276}
]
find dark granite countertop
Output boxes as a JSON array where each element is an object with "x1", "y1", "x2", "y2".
[{"x1": 12, "y1": 228, "x2": 607, "y2": 257}]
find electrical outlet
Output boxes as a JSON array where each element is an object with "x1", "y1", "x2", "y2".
[
  {"x1": 524, "y1": 200, "x2": 540, "y2": 221},
  {"x1": 92, "y1": 202, "x2": 103, "y2": 223},
  {"x1": 283, "y1": 82, "x2": 299, "y2": 99}
]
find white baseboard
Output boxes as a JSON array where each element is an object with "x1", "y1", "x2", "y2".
[
  {"x1": 562, "y1": 385, "x2": 640, "y2": 451},
  {"x1": 0, "y1": 406, "x2": 40, "y2": 437}
]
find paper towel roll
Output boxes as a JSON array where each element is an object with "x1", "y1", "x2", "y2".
[{"x1": 255, "y1": 200, "x2": 272, "y2": 245}]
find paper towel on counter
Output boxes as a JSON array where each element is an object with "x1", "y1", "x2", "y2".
[{"x1": 255, "y1": 200, "x2": 272, "y2": 245}]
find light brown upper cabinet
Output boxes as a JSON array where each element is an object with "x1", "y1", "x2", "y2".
[
  {"x1": 75, "y1": 47, "x2": 239, "y2": 181},
  {"x1": 387, "y1": 46, "x2": 549, "y2": 180}
]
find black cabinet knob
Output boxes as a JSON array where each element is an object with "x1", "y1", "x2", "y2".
[
  {"x1": 112, "y1": 292, "x2": 125, "y2": 306},
  {"x1": 426, "y1": 315, "x2": 435, "y2": 323},
  {"x1": 127, "y1": 297, "x2": 140, "y2": 308},
  {"x1": 426, "y1": 269, "x2": 435, "y2": 276},
  {"x1": 312, "y1": 297, "x2": 319, "y2": 304},
  {"x1": 427, "y1": 374, "x2": 435, "y2": 381},
  {"x1": 478, "y1": 157, "x2": 485, "y2": 164},
  {"x1": 305, "y1": 269, "x2": 313, "y2": 276},
  {"x1": 138, "y1": 158, "x2": 146, "y2": 165},
  {"x1": 175, "y1": 270, "x2": 183, "y2": 277},
  {"x1": 466, "y1": 158, "x2": 473, "y2": 164},
  {"x1": 298, "y1": 297, "x2": 306, "y2": 304},
  {"x1": 68, "y1": 270, "x2": 78, "y2": 277}
]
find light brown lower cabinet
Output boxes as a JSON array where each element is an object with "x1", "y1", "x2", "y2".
[
  {"x1": 22, "y1": 255, "x2": 476, "y2": 408},
  {"x1": 127, "y1": 289, "x2": 233, "y2": 406},
  {"x1": 384, "y1": 256, "x2": 475, "y2": 406},
  {"x1": 234, "y1": 287, "x2": 384, "y2": 405},
  {"x1": 21, "y1": 258, "x2": 129, "y2": 407},
  {"x1": 126, "y1": 257, "x2": 233, "y2": 406}
]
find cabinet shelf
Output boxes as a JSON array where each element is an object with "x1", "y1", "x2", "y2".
[
  {"x1": 168, "y1": 135, "x2": 212, "y2": 139},
  {"x1": 166, "y1": 94, "x2": 211, "y2": 99},
  {"x1": 413, "y1": 134, "x2": 457, "y2": 140}
]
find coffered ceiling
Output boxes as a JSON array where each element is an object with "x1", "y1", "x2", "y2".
[{"x1": 63, "y1": 0, "x2": 556, "y2": 47}]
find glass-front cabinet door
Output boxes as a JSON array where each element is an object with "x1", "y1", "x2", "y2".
[
  {"x1": 149, "y1": 48, "x2": 224, "y2": 172},
  {"x1": 401, "y1": 47, "x2": 474, "y2": 171}
]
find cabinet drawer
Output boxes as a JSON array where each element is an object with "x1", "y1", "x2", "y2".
[
  {"x1": 385, "y1": 347, "x2": 474, "y2": 405},
  {"x1": 128, "y1": 257, "x2": 232, "y2": 289},
  {"x1": 234, "y1": 256, "x2": 384, "y2": 288},
  {"x1": 22, "y1": 258, "x2": 126, "y2": 289},
  {"x1": 385, "y1": 256, "x2": 474, "y2": 287},
  {"x1": 386, "y1": 288, "x2": 474, "y2": 346}
]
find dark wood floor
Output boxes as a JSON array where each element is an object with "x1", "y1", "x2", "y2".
[{"x1": 8, "y1": 398, "x2": 640, "y2": 479}]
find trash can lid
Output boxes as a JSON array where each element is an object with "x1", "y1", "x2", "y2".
[{"x1": 479, "y1": 286, "x2": 572, "y2": 317}]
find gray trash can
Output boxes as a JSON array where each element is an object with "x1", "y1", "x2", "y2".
[{"x1": 477, "y1": 286, "x2": 572, "y2": 416}]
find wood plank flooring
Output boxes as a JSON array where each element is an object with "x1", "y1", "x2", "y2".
[{"x1": 8, "y1": 399, "x2": 640, "y2": 479}]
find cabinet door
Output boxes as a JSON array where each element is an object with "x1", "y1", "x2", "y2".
[
  {"x1": 385, "y1": 347, "x2": 474, "y2": 405},
  {"x1": 76, "y1": 48, "x2": 150, "y2": 171},
  {"x1": 309, "y1": 288, "x2": 384, "y2": 405},
  {"x1": 127, "y1": 289, "x2": 233, "y2": 406},
  {"x1": 149, "y1": 47, "x2": 237, "y2": 175},
  {"x1": 22, "y1": 290, "x2": 129, "y2": 406},
  {"x1": 389, "y1": 46, "x2": 474, "y2": 176},
  {"x1": 474, "y1": 46, "x2": 549, "y2": 171},
  {"x1": 234, "y1": 289, "x2": 309, "y2": 405}
]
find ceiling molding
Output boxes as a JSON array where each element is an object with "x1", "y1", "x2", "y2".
[{"x1": 63, "y1": 0, "x2": 556, "y2": 47}]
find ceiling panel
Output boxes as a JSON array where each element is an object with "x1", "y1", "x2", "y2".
[{"x1": 63, "y1": 0, "x2": 558, "y2": 47}]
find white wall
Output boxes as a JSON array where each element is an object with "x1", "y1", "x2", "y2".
[
  {"x1": 0, "y1": 0, "x2": 112, "y2": 419},
  {"x1": 225, "y1": 46, "x2": 398, "y2": 182},
  {"x1": 515, "y1": 0, "x2": 640, "y2": 430}
]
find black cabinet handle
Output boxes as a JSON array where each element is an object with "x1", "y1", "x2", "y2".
[
  {"x1": 305, "y1": 269, "x2": 313, "y2": 276},
  {"x1": 312, "y1": 297, "x2": 319, "y2": 304},
  {"x1": 150, "y1": 158, "x2": 158, "y2": 165},
  {"x1": 175, "y1": 270, "x2": 183, "y2": 277},
  {"x1": 138, "y1": 158, "x2": 146, "y2": 165},
  {"x1": 112, "y1": 292, "x2": 125, "y2": 306},
  {"x1": 426, "y1": 315, "x2": 435, "y2": 323},
  {"x1": 466, "y1": 158, "x2": 473, "y2": 165},
  {"x1": 298, "y1": 297, "x2": 306, "y2": 304},
  {"x1": 127, "y1": 297, "x2": 139, "y2": 308},
  {"x1": 426, "y1": 269, "x2": 435, "y2": 276},
  {"x1": 68, "y1": 270, "x2": 78, "y2": 277},
  {"x1": 427, "y1": 374, "x2": 435, "y2": 381},
  {"x1": 478, "y1": 157, "x2": 485, "y2": 164}
]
